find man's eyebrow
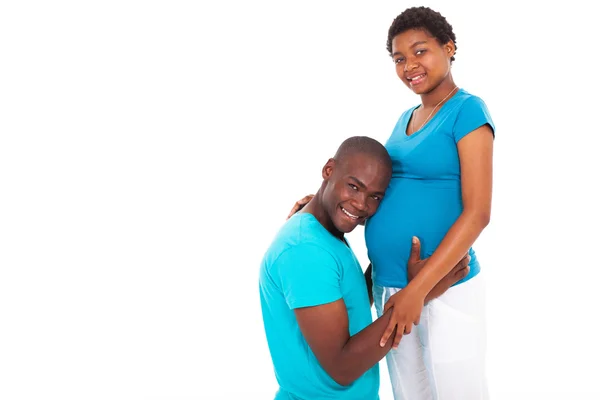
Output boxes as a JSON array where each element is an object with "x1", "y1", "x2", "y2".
[
  {"x1": 348, "y1": 176, "x2": 366, "y2": 188},
  {"x1": 349, "y1": 176, "x2": 386, "y2": 197}
]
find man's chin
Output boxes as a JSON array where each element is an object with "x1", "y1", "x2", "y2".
[{"x1": 334, "y1": 220, "x2": 359, "y2": 234}]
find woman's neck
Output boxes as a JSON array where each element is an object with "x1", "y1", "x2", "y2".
[{"x1": 420, "y1": 76, "x2": 457, "y2": 108}]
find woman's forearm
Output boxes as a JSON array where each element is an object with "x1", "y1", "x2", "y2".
[{"x1": 410, "y1": 210, "x2": 489, "y2": 295}]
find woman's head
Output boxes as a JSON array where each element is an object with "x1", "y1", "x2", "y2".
[
  {"x1": 387, "y1": 7, "x2": 457, "y2": 94},
  {"x1": 387, "y1": 7, "x2": 457, "y2": 61}
]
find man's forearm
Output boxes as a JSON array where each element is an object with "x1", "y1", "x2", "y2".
[
  {"x1": 333, "y1": 309, "x2": 396, "y2": 386},
  {"x1": 418, "y1": 259, "x2": 470, "y2": 304},
  {"x1": 364, "y1": 264, "x2": 373, "y2": 306},
  {"x1": 425, "y1": 279, "x2": 454, "y2": 303}
]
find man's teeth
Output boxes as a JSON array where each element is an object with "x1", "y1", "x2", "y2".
[
  {"x1": 409, "y1": 74, "x2": 424, "y2": 81},
  {"x1": 342, "y1": 207, "x2": 358, "y2": 219}
]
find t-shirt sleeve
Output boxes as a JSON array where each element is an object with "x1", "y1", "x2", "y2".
[
  {"x1": 453, "y1": 96, "x2": 495, "y2": 143},
  {"x1": 272, "y1": 244, "x2": 342, "y2": 310}
]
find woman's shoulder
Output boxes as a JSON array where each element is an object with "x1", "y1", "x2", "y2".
[{"x1": 454, "y1": 89, "x2": 489, "y2": 110}]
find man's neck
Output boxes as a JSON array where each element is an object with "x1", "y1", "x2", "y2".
[{"x1": 301, "y1": 192, "x2": 344, "y2": 240}]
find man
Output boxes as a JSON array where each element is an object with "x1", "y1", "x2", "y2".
[{"x1": 259, "y1": 136, "x2": 468, "y2": 399}]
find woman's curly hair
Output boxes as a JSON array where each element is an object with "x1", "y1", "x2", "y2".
[{"x1": 386, "y1": 6, "x2": 457, "y2": 62}]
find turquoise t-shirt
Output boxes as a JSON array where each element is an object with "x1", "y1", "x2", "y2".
[
  {"x1": 365, "y1": 89, "x2": 495, "y2": 288},
  {"x1": 259, "y1": 213, "x2": 379, "y2": 400}
]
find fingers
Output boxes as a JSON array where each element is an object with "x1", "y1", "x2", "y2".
[
  {"x1": 408, "y1": 236, "x2": 421, "y2": 264},
  {"x1": 456, "y1": 265, "x2": 470, "y2": 280},
  {"x1": 286, "y1": 203, "x2": 302, "y2": 219},
  {"x1": 453, "y1": 255, "x2": 471, "y2": 277},
  {"x1": 447, "y1": 256, "x2": 470, "y2": 283},
  {"x1": 380, "y1": 319, "x2": 397, "y2": 347},
  {"x1": 380, "y1": 317, "x2": 417, "y2": 349},
  {"x1": 461, "y1": 254, "x2": 471, "y2": 267},
  {"x1": 383, "y1": 301, "x2": 392, "y2": 314},
  {"x1": 403, "y1": 323, "x2": 412, "y2": 335},
  {"x1": 392, "y1": 325, "x2": 405, "y2": 349},
  {"x1": 286, "y1": 195, "x2": 314, "y2": 219},
  {"x1": 286, "y1": 206, "x2": 299, "y2": 220},
  {"x1": 450, "y1": 255, "x2": 470, "y2": 273}
]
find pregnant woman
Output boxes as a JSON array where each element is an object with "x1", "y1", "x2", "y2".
[{"x1": 287, "y1": 6, "x2": 494, "y2": 399}]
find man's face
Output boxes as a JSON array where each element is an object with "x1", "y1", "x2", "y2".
[{"x1": 321, "y1": 153, "x2": 391, "y2": 234}]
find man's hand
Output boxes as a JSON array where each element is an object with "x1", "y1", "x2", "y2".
[
  {"x1": 379, "y1": 237, "x2": 429, "y2": 349},
  {"x1": 408, "y1": 236, "x2": 470, "y2": 303},
  {"x1": 286, "y1": 194, "x2": 314, "y2": 219},
  {"x1": 379, "y1": 236, "x2": 471, "y2": 349},
  {"x1": 407, "y1": 236, "x2": 427, "y2": 282}
]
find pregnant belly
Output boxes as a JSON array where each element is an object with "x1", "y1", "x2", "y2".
[{"x1": 365, "y1": 178, "x2": 463, "y2": 287}]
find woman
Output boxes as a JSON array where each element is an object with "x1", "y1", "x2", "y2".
[{"x1": 288, "y1": 6, "x2": 494, "y2": 400}]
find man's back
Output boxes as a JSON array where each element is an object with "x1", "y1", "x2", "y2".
[{"x1": 259, "y1": 213, "x2": 379, "y2": 400}]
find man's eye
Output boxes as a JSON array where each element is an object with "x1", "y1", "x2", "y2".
[
  {"x1": 348, "y1": 184, "x2": 358, "y2": 190},
  {"x1": 416, "y1": 49, "x2": 426, "y2": 55},
  {"x1": 394, "y1": 57, "x2": 405, "y2": 64}
]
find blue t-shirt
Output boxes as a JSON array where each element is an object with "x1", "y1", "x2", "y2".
[
  {"x1": 259, "y1": 213, "x2": 379, "y2": 400},
  {"x1": 365, "y1": 89, "x2": 495, "y2": 288}
]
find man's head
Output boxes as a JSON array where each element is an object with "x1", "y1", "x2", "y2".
[{"x1": 318, "y1": 136, "x2": 392, "y2": 236}]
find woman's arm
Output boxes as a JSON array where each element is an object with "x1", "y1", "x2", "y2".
[{"x1": 407, "y1": 124, "x2": 494, "y2": 295}]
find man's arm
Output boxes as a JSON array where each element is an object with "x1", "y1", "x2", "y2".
[
  {"x1": 294, "y1": 300, "x2": 396, "y2": 387},
  {"x1": 364, "y1": 263, "x2": 373, "y2": 306},
  {"x1": 276, "y1": 244, "x2": 394, "y2": 386},
  {"x1": 422, "y1": 258, "x2": 469, "y2": 303}
]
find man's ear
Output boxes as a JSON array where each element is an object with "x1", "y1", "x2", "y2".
[{"x1": 322, "y1": 158, "x2": 335, "y2": 180}]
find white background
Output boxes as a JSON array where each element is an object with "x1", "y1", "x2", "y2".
[{"x1": 1, "y1": 1, "x2": 599, "y2": 399}]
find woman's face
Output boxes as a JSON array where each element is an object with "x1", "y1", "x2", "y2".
[{"x1": 391, "y1": 28, "x2": 455, "y2": 95}]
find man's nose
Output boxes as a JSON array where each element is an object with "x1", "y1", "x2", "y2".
[{"x1": 352, "y1": 193, "x2": 369, "y2": 213}]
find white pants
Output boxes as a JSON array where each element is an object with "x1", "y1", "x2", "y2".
[{"x1": 373, "y1": 273, "x2": 489, "y2": 400}]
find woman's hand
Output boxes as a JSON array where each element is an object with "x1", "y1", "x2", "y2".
[{"x1": 286, "y1": 194, "x2": 314, "y2": 219}]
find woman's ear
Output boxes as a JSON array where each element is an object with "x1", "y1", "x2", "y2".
[{"x1": 445, "y1": 41, "x2": 456, "y2": 58}]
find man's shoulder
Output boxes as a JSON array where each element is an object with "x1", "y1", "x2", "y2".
[
  {"x1": 274, "y1": 223, "x2": 330, "y2": 256},
  {"x1": 272, "y1": 213, "x2": 331, "y2": 246},
  {"x1": 263, "y1": 214, "x2": 339, "y2": 269}
]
